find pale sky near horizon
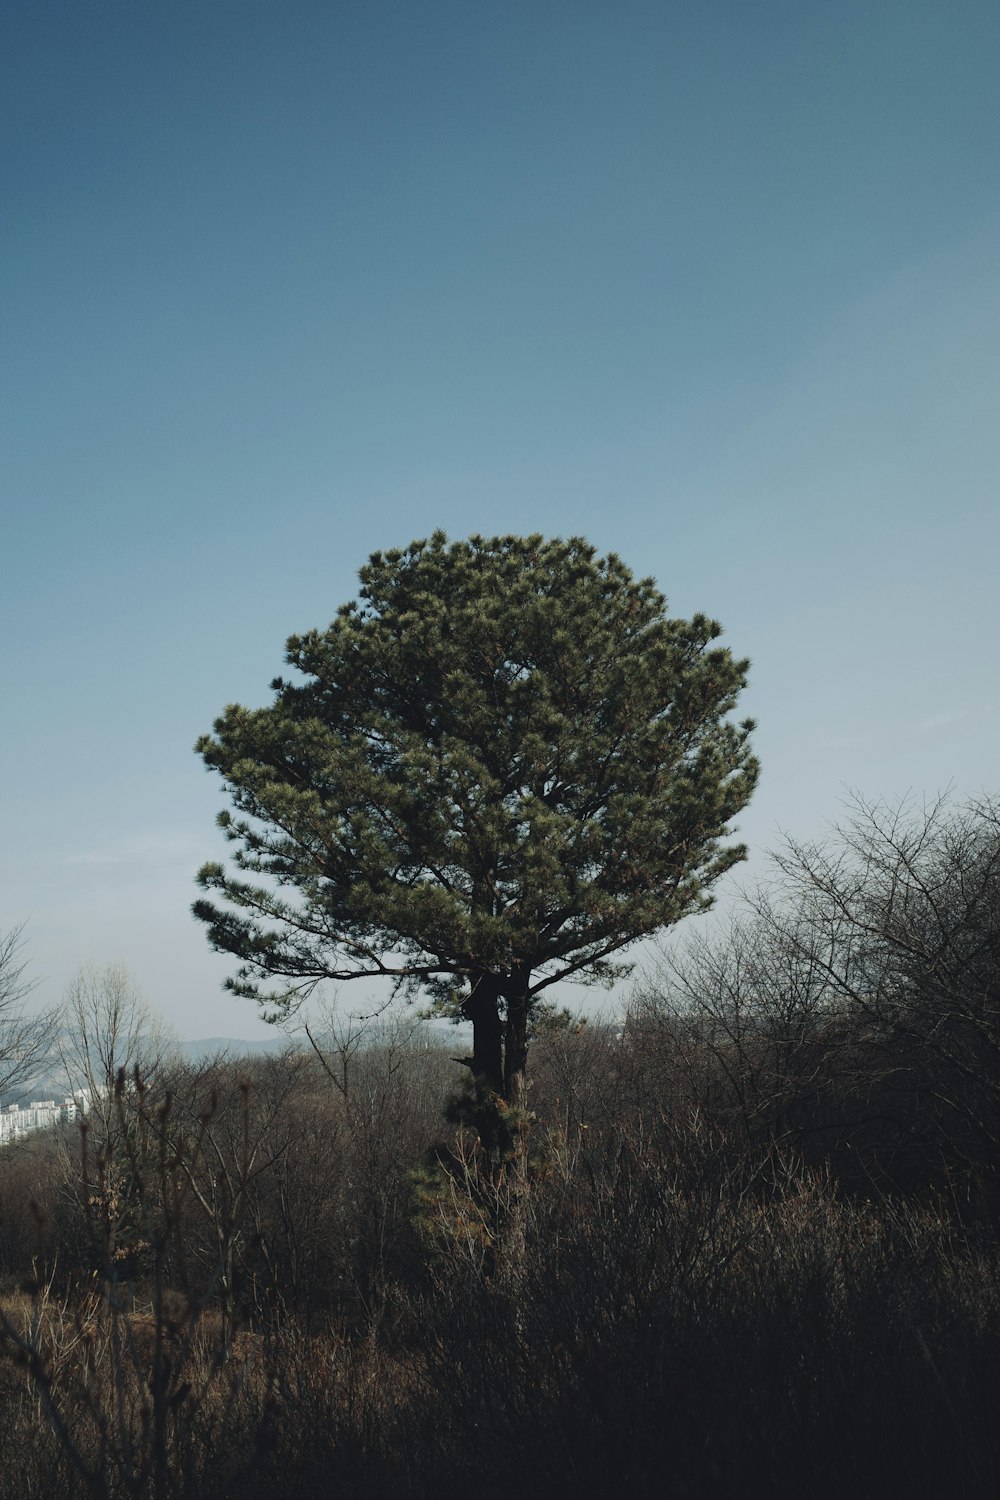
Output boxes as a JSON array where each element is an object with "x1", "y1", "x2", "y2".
[{"x1": 3, "y1": 1, "x2": 998, "y2": 1042}]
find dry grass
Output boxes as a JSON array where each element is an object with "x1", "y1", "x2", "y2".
[{"x1": 1, "y1": 1031, "x2": 1000, "y2": 1497}]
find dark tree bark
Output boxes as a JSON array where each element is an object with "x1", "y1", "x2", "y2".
[
  {"x1": 465, "y1": 973, "x2": 504, "y2": 1097},
  {"x1": 503, "y1": 967, "x2": 531, "y2": 1112}
]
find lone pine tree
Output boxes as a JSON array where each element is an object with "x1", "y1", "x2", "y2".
[{"x1": 194, "y1": 532, "x2": 758, "y2": 1109}]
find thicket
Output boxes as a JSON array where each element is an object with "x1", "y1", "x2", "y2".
[{"x1": 2, "y1": 792, "x2": 1000, "y2": 1498}]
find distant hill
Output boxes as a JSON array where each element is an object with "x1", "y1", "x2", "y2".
[
  {"x1": 0, "y1": 1037, "x2": 290, "y2": 1108},
  {"x1": 2, "y1": 1024, "x2": 460, "y2": 1108},
  {"x1": 177, "y1": 1036, "x2": 290, "y2": 1065},
  {"x1": 179, "y1": 1024, "x2": 459, "y2": 1065}
]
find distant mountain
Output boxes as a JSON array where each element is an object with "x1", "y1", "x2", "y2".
[
  {"x1": 2, "y1": 1038, "x2": 290, "y2": 1104},
  {"x1": 177, "y1": 1036, "x2": 290, "y2": 1065},
  {"x1": 2, "y1": 1024, "x2": 459, "y2": 1109}
]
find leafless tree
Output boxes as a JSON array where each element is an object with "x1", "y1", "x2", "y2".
[
  {"x1": 60, "y1": 963, "x2": 175, "y2": 1127},
  {"x1": 636, "y1": 791, "x2": 1000, "y2": 1209},
  {"x1": 769, "y1": 790, "x2": 1000, "y2": 1200},
  {"x1": 633, "y1": 889, "x2": 853, "y2": 1148},
  {"x1": 0, "y1": 921, "x2": 57, "y2": 1100}
]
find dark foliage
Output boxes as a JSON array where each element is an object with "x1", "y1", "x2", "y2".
[{"x1": 194, "y1": 532, "x2": 757, "y2": 1104}]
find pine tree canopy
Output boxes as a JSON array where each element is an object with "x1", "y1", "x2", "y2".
[{"x1": 193, "y1": 532, "x2": 758, "y2": 1091}]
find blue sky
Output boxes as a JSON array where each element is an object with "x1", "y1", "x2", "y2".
[{"x1": 3, "y1": 0, "x2": 998, "y2": 1040}]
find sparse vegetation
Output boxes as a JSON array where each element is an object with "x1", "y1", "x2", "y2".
[
  {"x1": 2, "y1": 787, "x2": 1000, "y2": 1498},
  {"x1": 4, "y1": 520, "x2": 997, "y2": 1495}
]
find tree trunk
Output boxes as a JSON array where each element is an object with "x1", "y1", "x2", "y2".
[
  {"x1": 465, "y1": 973, "x2": 504, "y2": 1097},
  {"x1": 503, "y1": 969, "x2": 531, "y2": 1111}
]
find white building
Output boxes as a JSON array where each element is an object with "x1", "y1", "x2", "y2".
[{"x1": 0, "y1": 1096, "x2": 85, "y2": 1146}]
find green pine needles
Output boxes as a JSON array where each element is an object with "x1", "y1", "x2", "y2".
[{"x1": 194, "y1": 532, "x2": 758, "y2": 1103}]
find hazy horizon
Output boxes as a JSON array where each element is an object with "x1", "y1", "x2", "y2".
[{"x1": 3, "y1": 1, "x2": 998, "y2": 1039}]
